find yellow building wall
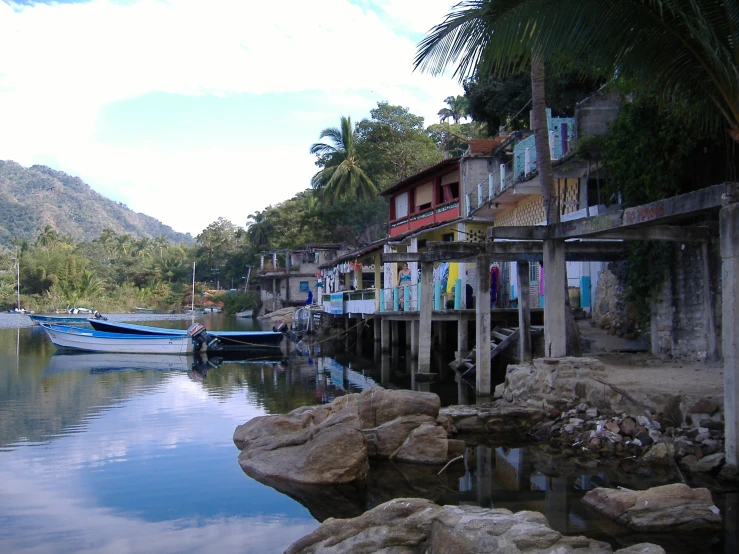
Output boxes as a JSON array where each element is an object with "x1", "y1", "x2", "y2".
[{"x1": 494, "y1": 178, "x2": 580, "y2": 227}]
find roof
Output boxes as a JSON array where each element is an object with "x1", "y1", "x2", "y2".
[
  {"x1": 380, "y1": 157, "x2": 460, "y2": 197},
  {"x1": 318, "y1": 217, "x2": 465, "y2": 269},
  {"x1": 468, "y1": 136, "x2": 510, "y2": 155},
  {"x1": 318, "y1": 238, "x2": 388, "y2": 269}
]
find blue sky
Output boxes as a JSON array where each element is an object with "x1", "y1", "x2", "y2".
[{"x1": 0, "y1": 0, "x2": 462, "y2": 237}]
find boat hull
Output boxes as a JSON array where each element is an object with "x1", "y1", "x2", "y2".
[
  {"x1": 30, "y1": 314, "x2": 94, "y2": 324},
  {"x1": 88, "y1": 320, "x2": 284, "y2": 349},
  {"x1": 44, "y1": 353, "x2": 191, "y2": 375},
  {"x1": 41, "y1": 323, "x2": 195, "y2": 354}
]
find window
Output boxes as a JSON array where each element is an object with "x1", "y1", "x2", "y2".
[
  {"x1": 442, "y1": 232, "x2": 454, "y2": 242},
  {"x1": 415, "y1": 182, "x2": 433, "y2": 211},
  {"x1": 299, "y1": 281, "x2": 310, "y2": 292},
  {"x1": 394, "y1": 192, "x2": 409, "y2": 219}
]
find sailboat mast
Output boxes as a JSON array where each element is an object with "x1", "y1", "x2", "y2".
[
  {"x1": 15, "y1": 246, "x2": 20, "y2": 310},
  {"x1": 191, "y1": 262, "x2": 195, "y2": 312}
]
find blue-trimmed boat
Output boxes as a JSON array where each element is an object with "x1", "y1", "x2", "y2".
[
  {"x1": 40, "y1": 323, "x2": 195, "y2": 354},
  {"x1": 30, "y1": 314, "x2": 95, "y2": 324},
  {"x1": 87, "y1": 319, "x2": 284, "y2": 350}
]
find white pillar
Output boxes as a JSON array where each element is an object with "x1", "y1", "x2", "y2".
[
  {"x1": 476, "y1": 254, "x2": 491, "y2": 395},
  {"x1": 543, "y1": 240, "x2": 566, "y2": 358},
  {"x1": 418, "y1": 262, "x2": 434, "y2": 372}
]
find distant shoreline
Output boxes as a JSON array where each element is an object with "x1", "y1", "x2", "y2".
[{"x1": 0, "y1": 312, "x2": 208, "y2": 330}]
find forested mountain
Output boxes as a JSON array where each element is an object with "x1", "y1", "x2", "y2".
[{"x1": 0, "y1": 161, "x2": 192, "y2": 246}]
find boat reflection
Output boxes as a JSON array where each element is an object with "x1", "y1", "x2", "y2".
[{"x1": 43, "y1": 349, "x2": 288, "y2": 377}]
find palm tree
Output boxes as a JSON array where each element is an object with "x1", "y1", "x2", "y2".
[
  {"x1": 438, "y1": 95, "x2": 469, "y2": 124},
  {"x1": 310, "y1": 116, "x2": 378, "y2": 204},
  {"x1": 246, "y1": 210, "x2": 271, "y2": 249},
  {"x1": 418, "y1": 0, "x2": 739, "y2": 140},
  {"x1": 416, "y1": 1, "x2": 558, "y2": 222},
  {"x1": 36, "y1": 225, "x2": 59, "y2": 248}
]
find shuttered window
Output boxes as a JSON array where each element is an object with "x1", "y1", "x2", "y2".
[{"x1": 395, "y1": 192, "x2": 408, "y2": 218}]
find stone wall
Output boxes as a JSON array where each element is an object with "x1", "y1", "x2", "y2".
[
  {"x1": 461, "y1": 156, "x2": 494, "y2": 209},
  {"x1": 651, "y1": 242, "x2": 722, "y2": 360},
  {"x1": 591, "y1": 265, "x2": 639, "y2": 338},
  {"x1": 592, "y1": 241, "x2": 722, "y2": 360},
  {"x1": 287, "y1": 275, "x2": 316, "y2": 304}
]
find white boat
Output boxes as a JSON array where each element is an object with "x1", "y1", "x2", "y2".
[{"x1": 40, "y1": 323, "x2": 194, "y2": 354}]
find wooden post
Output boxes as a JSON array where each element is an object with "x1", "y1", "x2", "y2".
[
  {"x1": 419, "y1": 262, "x2": 434, "y2": 372},
  {"x1": 476, "y1": 254, "x2": 492, "y2": 395},
  {"x1": 517, "y1": 260, "x2": 532, "y2": 362}
]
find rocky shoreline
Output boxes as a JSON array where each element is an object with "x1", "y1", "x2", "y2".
[{"x1": 234, "y1": 356, "x2": 733, "y2": 552}]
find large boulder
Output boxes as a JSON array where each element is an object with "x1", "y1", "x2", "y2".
[
  {"x1": 285, "y1": 497, "x2": 663, "y2": 554},
  {"x1": 234, "y1": 388, "x2": 452, "y2": 486},
  {"x1": 582, "y1": 483, "x2": 722, "y2": 531}
]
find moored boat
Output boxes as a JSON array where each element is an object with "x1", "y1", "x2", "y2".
[
  {"x1": 87, "y1": 319, "x2": 284, "y2": 350},
  {"x1": 30, "y1": 314, "x2": 97, "y2": 324},
  {"x1": 40, "y1": 323, "x2": 195, "y2": 354}
]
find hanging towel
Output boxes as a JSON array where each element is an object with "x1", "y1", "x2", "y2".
[{"x1": 490, "y1": 265, "x2": 500, "y2": 306}]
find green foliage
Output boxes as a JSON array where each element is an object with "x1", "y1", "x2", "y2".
[
  {"x1": 602, "y1": 96, "x2": 731, "y2": 207},
  {"x1": 214, "y1": 291, "x2": 260, "y2": 315},
  {"x1": 622, "y1": 242, "x2": 673, "y2": 325},
  {"x1": 463, "y1": 66, "x2": 605, "y2": 133}
]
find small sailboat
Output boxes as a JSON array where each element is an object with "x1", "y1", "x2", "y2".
[{"x1": 7, "y1": 248, "x2": 33, "y2": 314}]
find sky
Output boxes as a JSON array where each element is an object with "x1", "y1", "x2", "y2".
[{"x1": 0, "y1": 0, "x2": 462, "y2": 238}]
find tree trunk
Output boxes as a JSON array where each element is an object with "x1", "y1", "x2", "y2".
[
  {"x1": 531, "y1": 54, "x2": 557, "y2": 226},
  {"x1": 530, "y1": 53, "x2": 582, "y2": 356}
]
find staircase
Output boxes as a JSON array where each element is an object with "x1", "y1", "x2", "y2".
[{"x1": 455, "y1": 326, "x2": 520, "y2": 384}]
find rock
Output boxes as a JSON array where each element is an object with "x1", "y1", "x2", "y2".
[
  {"x1": 679, "y1": 455, "x2": 700, "y2": 472},
  {"x1": 569, "y1": 418, "x2": 585, "y2": 426},
  {"x1": 564, "y1": 424, "x2": 575, "y2": 433},
  {"x1": 586, "y1": 407, "x2": 600, "y2": 419},
  {"x1": 364, "y1": 415, "x2": 436, "y2": 458},
  {"x1": 237, "y1": 411, "x2": 369, "y2": 485},
  {"x1": 636, "y1": 431, "x2": 654, "y2": 447},
  {"x1": 392, "y1": 423, "x2": 449, "y2": 465},
  {"x1": 614, "y1": 544, "x2": 666, "y2": 554},
  {"x1": 286, "y1": 498, "x2": 622, "y2": 554},
  {"x1": 577, "y1": 402, "x2": 589, "y2": 413},
  {"x1": 446, "y1": 439, "x2": 466, "y2": 459},
  {"x1": 695, "y1": 432, "x2": 710, "y2": 442},
  {"x1": 699, "y1": 419, "x2": 723, "y2": 431},
  {"x1": 697, "y1": 452, "x2": 725, "y2": 472},
  {"x1": 688, "y1": 398, "x2": 719, "y2": 415},
  {"x1": 606, "y1": 421, "x2": 621, "y2": 434},
  {"x1": 701, "y1": 439, "x2": 720, "y2": 455},
  {"x1": 642, "y1": 442, "x2": 674, "y2": 465},
  {"x1": 235, "y1": 388, "x2": 451, "y2": 485},
  {"x1": 582, "y1": 483, "x2": 722, "y2": 531},
  {"x1": 719, "y1": 463, "x2": 739, "y2": 482}
]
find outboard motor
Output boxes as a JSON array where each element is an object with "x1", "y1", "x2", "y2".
[
  {"x1": 187, "y1": 323, "x2": 222, "y2": 352},
  {"x1": 273, "y1": 320, "x2": 302, "y2": 344}
]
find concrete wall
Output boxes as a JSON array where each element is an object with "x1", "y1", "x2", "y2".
[
  {"x1": 287, "y1": 275, "x2": 317, "y2": 304},
  {"x1": 651, "y1": 242, "x2": 722, "y2": 360},
  {"x1": 575, "y1": 89, "x2": 621, "y2": 138},
  {"x1": 461, "y1": 156, "x2": 495, "y2": 209}
]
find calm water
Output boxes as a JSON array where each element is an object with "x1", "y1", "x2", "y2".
[{"x1": 0, "y1": 316, "x2": 731, "y2": 553}]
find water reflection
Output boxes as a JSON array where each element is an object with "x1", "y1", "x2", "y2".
[{"x1": 0, "y1": 323, "x2": 730, "y2": 554}]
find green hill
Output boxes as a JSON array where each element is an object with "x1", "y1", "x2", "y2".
[{"x1": 0, "y1": 160, "x2": 193, "y2": 246}]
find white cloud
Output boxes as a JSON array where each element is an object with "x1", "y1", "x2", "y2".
[{"x1": 0, "y1": 0, "x2": 462, "y2": 235}]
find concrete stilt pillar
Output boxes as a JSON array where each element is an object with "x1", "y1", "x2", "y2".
[
  {"x1": 410, "y1": 319, "x2": 419, "y2": 358},
  {"x1": 381, "y1": 354, "x2": 391, "y2": 386},
  {"x1": 721, "y1": 203, "x2": 739, "y2": 466},
  {"x1": 543, "y1": 240, "x2": 566, "y2": 358},
  {"x1": 418, "y1": 262, "x2": 434, "y2": 372},
  {"x1": 381, "y1": 317, "x2": 390, "y2": 353},
  {"x1": 701, "y1": 241, "x2": 717, "y2": 360},
  {"x1": 457, "y1": 320, "x2": 469, "y2": 357},
  {"x1": 345, "y1": 317, "x2": 351, "y2": 350},
  {"x1": 517, "y1": 261, "x2": 532, "y2": 362},
  {"x1": 545, "y1": 476, "x2": 570, "y2": 533},
  {"x1": 476, "y1": 254, "x2": 492, "y2": 395},
  {"x1": 373, "y1": 317, "x2": 381, "y2": 342},
  {"x1": 391, "y1": 321, "x2": 400, "y2": 345}
]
